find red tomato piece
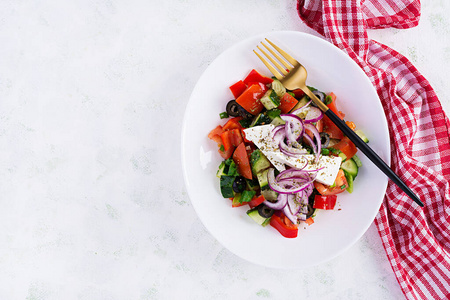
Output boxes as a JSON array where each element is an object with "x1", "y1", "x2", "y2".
[
  {"x1": 332, "y1": 136, "x2": 357, "y2": 159},
  {"x1": 208, "y1": 125, "x2": 224, "y2": 140},
  {"x1": 326, "y1": 92, "x2": 345, "y2": 119},
  {"x1": 243, "y1": 69, "x2": 273, "y2": 85},
  {"x1": 222, "y1": 117, "x2": 243, "y2": 131},
  {"x1": 248, "y1": 195, "x2": 265, "y2": 209},
  {"x1": 291, "y1": 89, "x2": 305, "y2": 99},
  {"x1": 235, "y1": 84, "x2": 265, "y2": 115},
  {"x1": 229, "y1": 80, "x2": 247, "y2": 98},
  {"x1": 270, "y1": 213, "x2": 298, "y2": 238},
  {"x1": 278, "y1": 92, "x2": 299, "y2": 113},
  {"x1": 305, "y1": 217, "x2": 314, "y2": 225},
  {"x1": 229, "y1": 128, "x2": 243, "y2": 147},
  {"x1": 211, "y1": 135, "x2": 234, "y2": 159},
  {"x1": 314, "y1": 169, "x2": 348, "y2": 196},
  {"x1": 220, "y1": 131, "x2": 234, "y2": 151},
  {"x1": 233, "y1": 142, "x2": 252, "y2": 179},
  {"x1": 313, "y1": 195, "x2": 337, "y2": 210},
  {"x1": 322, "y1": 115, "x2": 344, "y2": 140}
]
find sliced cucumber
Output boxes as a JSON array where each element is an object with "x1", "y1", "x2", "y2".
[
  {"x1": 247, "y1": 208, "x2": 271, "y2": 226},
  {"x1": 270, "y1": 116, "x2": 285, "y2": 126},
  {"x1": 220, "y1": 175, "x2": 235, "y2": 198},
  {"x1": 256, "y1": 169, "x2": 270, "y2": 190},
  {"x1": 352, "y1": 154, "x2": 363, "y2": 168},
  {"x1": 290, "y1": 95, "x2": 309, "y2": 112},
  {"x1": 261, "y1": 189, "x2": 278, "y2": 201},
  {"x1": 338, "y1": 151, "x2": 347, "y2": 162},
  {"x1": 216, "y1": 161, "x2": 227, "y2": 178},
  {"x1": 250, "y1": 113, "x2": 272, "y2": 127},
  {"x1": 355, "y1": 129, "x2": 369, "y2": 143},
  {"x1": 341, "y1": 158, "x2": 358, "y2": 178},
  {"x1": 246, "y1": 177, "x2": 260, "y2": 191},
  {"x1": 259, "y1": 89, "x2": 280, "y2": 110},
  {"x1": 250, "y1": 149, "x2": 271, "y2": 174},
  {"x1": 271, "y1": 79, "x2": 286, "y2": 97},
  {"x1": 343, "y1": 170, "x2": 354, "y2": 193}
]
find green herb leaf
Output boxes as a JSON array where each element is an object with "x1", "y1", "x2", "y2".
[{"x1": 219, "y1": 112, "x2": 228, "y2": 119}]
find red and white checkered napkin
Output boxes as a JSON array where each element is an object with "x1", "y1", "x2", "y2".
[{"x1": 297, "y1": 0, "x2": 450, "y2": 299}]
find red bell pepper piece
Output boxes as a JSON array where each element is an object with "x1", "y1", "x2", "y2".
[
  {"x1": 305, "y1": 217, "x2": 314, "y2": 225},
  {"x1": 270, "y1": 212, "x2": 298, "y2": 238},
  {"x1": 243, "y1": 69, "x2": 273, "y2": 85},
  {"x1": 208, "y1": 125, "x2": 224, "y2": 140},
  {"x1": 229, "y1": 80, "x2": 247, "y2": 98},
  {"x1": 235, "y1": 84, "x2": 265, "y2": 115},
  {"x1": 248, "y1": 195, "x2": 265, "y2": 209},
  {"x1": 313, "y1": 195, "x2": 337, "y2": 210},
  {"x1": 278, "y1": 92, "x2": 299, "y2": 113},
  {"x1": 233, "y1": 142, "x2": 252, "y2": 179}
]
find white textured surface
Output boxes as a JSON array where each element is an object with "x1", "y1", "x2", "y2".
[{"x1": 0, "y1": 0, "x2": 448, "y2": 299}]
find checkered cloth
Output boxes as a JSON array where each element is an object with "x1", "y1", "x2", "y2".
[{"x1": 297, "y1": 0, "x2": 450, "y2": 299}]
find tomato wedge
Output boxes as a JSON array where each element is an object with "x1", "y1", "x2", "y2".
[
  {"x1": 210, "y1": 135, "x2": 234, "y2": 159},
  {"x1": 222, "y1": 117, "x2": 243, "y2": 131},
  {"x1": 326, "y1": 92, "x2": 345, "y2": 119},
  {"x1": 278, "y1": 92, "x2": 299, "y2": 113},
  {"x1": 314, "y1": 169, "x2": 348, "y2": 196},
  {"x1": 322, "y1": 115, "x2": 344, "y2": 140},
  {"x1": 313, "y1": 195, "x2": 337, "y2": 210},
  {"x1": 270, "y1": 213, "x2": 298, "y2": 238},
  {"x1": 208, "y1": 125, "x2": 224, "y2": 139},
  {"x1": 248, "y1": 195, "x2": 265, "y2": 209},
  {"x1": 233, "y1": 142, "x2": 252, "y2": 179},
  {"x1": 331, "y1": 136, "x2": 357, "y2": 159}
]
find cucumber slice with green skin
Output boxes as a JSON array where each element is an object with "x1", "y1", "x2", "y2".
[
  {"x1": 250, "y1": 150, "x2": 271, "y2": 174},
  {"x1": 355, "y1": 129, "x2": 369, "y2": 143},
  {"x1": 261, "y1": 189, "x2": 278, "y2": 201},
  {"x1": 260, "y1": 89, "x2": 280, "y2": 110},
  {"x1": 246, "y1": 208, "x2": 271, "y2": 226},
  {"x1": 341, "y1": 158, "x2": 358, "y2": 178},
  {"x1": 220, "y1": 175, "x2": 235, "y2": 198},
  {"x1": 256, "y1": 169, "x2": 270, "y2": 190},
  {"x1": 270, "y1": 116, "x2": 285, "y2": 126},
  {"x1": 216, "y1": 161, "x2": 227, "y2": 178},
  {"x1": 343, "y1": 170, "x2": 354, "y2": 193},
  {"x1": 352, "y1": 154, "x2": 363, "y2": 168},
  {"x1": 246, "y1": 178, "x2": 260, "y2": 191},
  {"x1": 271, "y1": 80, "x2": 286, "y2": 97},
  {"x1": 250, "y1": 113, "x2": 272, "y2": 127}
]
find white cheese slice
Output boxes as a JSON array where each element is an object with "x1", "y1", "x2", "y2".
[{"x1": 243, "y1": 125, "x2": 342, "y2": 185}]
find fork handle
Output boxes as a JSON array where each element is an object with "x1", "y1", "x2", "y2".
[{"x1": 325, "y1": 109, "x2": 424, "y2": 207}]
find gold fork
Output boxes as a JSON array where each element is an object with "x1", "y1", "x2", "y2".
[{"x1": 254, "y1": 38, "x2": 424, "y2": 207}]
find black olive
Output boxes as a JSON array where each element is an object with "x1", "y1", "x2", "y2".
[
  {"x1": 320, "y1": 132, "x2": 330, "y2": 148},
  {"x1": 237, "y1": 106, "x2": 254, "y2": 119},
  {"x1": 310, "y1": 90, "x2": 326, "y2": 107},
  {"x1": 306, "y1": 189, "x2": 318, "y2": 218},
  {"x1": 258, "y1": 204, "x2": 274, "y2": 218},
  {"x1": 226, "y1": 100, "x2": 241, "y2": 117},
  {"x1": 232, "y1": 176, "x2": 246, "y2": 193},
  {"x1": 305, "y1": 204, "x2": 316, "y2": 219}
]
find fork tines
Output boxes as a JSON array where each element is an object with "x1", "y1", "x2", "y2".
[{"x1": 253, "y1": 39, "x2": 299, "y2": 80}]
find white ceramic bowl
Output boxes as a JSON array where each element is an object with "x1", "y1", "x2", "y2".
[{"x1": 181, "y1": 31, "x2": 389, "y2": 269}]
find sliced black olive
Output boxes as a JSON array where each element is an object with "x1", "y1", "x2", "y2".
[
  {"x1": 226, "y1": 100, "x2": 241, "y2": 117},
  {"x1": 310, "y1": 90, "x2": 326, "y2": 107},
  {"x1": 237, "y1": 105, "x2": 253, "y2": 119},
  {"x1": 258, "y1": 204, "x2": 274, "y2": 218},
  {"x1": 320, "y1": 132, "x2": 330, "y2": 148},
  {"x1": 232, "y1": 176, "x2": 246, "y2": 193},
  {"x1": 305, "y1": 204, "x2": 316, "y2": 219}
]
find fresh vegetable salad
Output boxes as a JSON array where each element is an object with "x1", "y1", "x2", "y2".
[{"x1": 208, "y1": 69, "x2": 367, "y2": 238}]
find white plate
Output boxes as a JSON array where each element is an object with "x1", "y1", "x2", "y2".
[{"x1": 181, "y1": 31, "x2": 389, "y2": 269}]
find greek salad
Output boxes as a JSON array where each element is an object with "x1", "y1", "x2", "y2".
[{"x1": 208, "y1": 69, "x2": 368, "y2": 238}]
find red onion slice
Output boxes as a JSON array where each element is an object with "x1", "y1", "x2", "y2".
[
  {"x1": 291, "y1": 100, "x2": 312, "y2": 116},
  {"x1": 263, "y1": 193, "x2": 287, "y2": 210},
  {"x1": 304, "y1": 107, "x2": 323, "y2": 123}
]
